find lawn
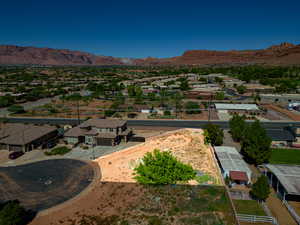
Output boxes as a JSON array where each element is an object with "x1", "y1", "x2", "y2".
[
  {"x1": 233, "y1": 200, "x2": 266, "y2": 216},
  {"x1": 44, "y1": 146, "x2": 71, "y2": 156},
  {"x1": 269, "y1": 148, "x2": 300, "y2": 165}
]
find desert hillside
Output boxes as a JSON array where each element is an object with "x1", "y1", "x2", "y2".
[{"x1": 0, "y1": 42, "x2": 299, "y2": 66}]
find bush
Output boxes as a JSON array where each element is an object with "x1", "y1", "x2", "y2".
[
  {"x1": 0, "y1": 200, "x2": 35, "y2": 225},
  {"x1": 45, "y1": 146, "x2": 71, "y2": 156},
  {"x1": 185, "y1": 101, "x2": 200, "y2": 114},
  {"x1": 134, "y1": 149, "x2": 196, "y2": 185},
  {"x1": 163, "y1": 110, "x2": 171, "y2": 116},
  {"x1": 7, "y1": 105, "x2": 25, "y2": 114},
  {"x1": 250, "y1": 175, "x2": 270, "y2": 201}
]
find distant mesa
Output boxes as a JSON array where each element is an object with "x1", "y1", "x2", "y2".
[{"x1": 0, "y1": 42, "x2": 299, "y2": 66}]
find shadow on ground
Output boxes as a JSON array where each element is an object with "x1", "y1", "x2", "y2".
[{"x1": 0, "y1": 159, "x2": 94, "y2": 212}]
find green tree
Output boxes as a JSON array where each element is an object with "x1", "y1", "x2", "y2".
[
  {"x1": 179, "y1": 79, "x2": 190, "y2": 91},
  {"x1": 0, "y1": 200, "x2": 28, "y2": 225},
  {"x1": 241, "y1": 120, "x2": 272, "y2": 165},
  {"x1": 215, "y1": 91, "x2": 225, "y2": 100},
  {"x1": 236, "y1": 85, "x2": 246, "y2": 94},
  {"x1": 134, "y1": 149, "x2": 196, "y2": 185},
  {"x1": 250, "y1": 175, "x2": 270, "y2": 201},
  {"x1": 204, "y1": 123, "x2": 224, "y2": 146},
  {"x1": 7, "y1": 105, "x2": 25, "y2": 114},
  {"x1": 172, "y1": 92, "x2": 183, "y2": 117},
  {"x1": 185, "y1": 101, "x2": 200, "y2": 114},
  {"x1": 229, "y1": 114, "x2": 247, "y2": 142}
]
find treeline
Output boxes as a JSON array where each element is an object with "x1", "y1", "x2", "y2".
[{"x1": 229, "y1": 114, "x2": 272, "y2": 165}]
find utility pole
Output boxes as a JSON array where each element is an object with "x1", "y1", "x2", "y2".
[
  {"x1": 208, "y1": 94, "x2": 212, "y2": 121},
  {"x1": 77, "y1": 99, "x2": 80, "y2": 125}
]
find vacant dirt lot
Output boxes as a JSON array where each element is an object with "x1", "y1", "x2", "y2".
[{"x1": 94, "y1": 128, "x2": 221, "y2": 184}]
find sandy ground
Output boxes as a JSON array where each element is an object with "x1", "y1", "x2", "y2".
[
  {"x1": 94, "y1": 128, "x2": 221, "y2": 184},
  {"x1": 0, "y1": 151, "x2": 10, "y2": 164},
  {"x1": 289, "y1": 201, "x2": 300, "y2": 218},
  {"x1": 264, "y1": 104, "x2": 300, "y2": 121}
]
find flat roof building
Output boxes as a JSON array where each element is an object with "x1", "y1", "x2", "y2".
[
  {"x1": 214, "y1": 146, "x2": 252, "y2": 184},
  {"x1": 214, "y1": 103, "x2": 259, "y2": 111}
]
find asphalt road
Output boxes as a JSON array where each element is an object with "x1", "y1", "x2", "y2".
[{"x1": 2, "y1": 117, "x2": 300, "y2": 129}]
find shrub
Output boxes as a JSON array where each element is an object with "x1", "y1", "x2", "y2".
[
  {"x1": 250, "y1": 175, "x2": 270, "y2": 201},
  {"x1": 44, "y1": 146, "x2": 71, "y2": 156},
  {"x1": 163, "y1": 110, "x2": 171, "y2": 116},
  {"x1": 134, "y1": 149, "x2": 196, "y2": 185},
  {"x1": 7, "y1": 105, "x2": 25, "y2": 114},
  {"x1": 185, "y1": 101, "x2": 200, "y2": 114},
  {"x1": 0, "y1": 200, "x2": 35, "y2": 225}
]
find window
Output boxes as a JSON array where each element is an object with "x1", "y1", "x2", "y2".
[{"x1": 109, "y1": 128, "x2": 114, "y2": 132}]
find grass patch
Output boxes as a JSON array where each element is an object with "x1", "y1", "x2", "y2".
[
  {"x1": 233, "y1": 200, "x2": 266, "y2": 216},
  {"x1": 269, "y1": 148, "x2": 300, "y2": 164},
  {"x1": 195, "y1": 174, "x2": 216, "y2": 184},
  {"x1": 44, "y1": 146, "x2": 71, "y2": 156}
]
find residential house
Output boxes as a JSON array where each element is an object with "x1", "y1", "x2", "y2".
[
  {"x1": 0, "y1": 123, "x2": 58, "y2": 152},
  {"x1": 64, "y1": 119, "x2": 132, "y2": 146}
]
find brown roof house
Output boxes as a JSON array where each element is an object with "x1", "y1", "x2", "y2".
[
  {"x1": 64, "y1": 119, "x2": 132, "y2": 146},
  {"x1": 0, "y1": 123, "x2": 58, "y2": 152}
]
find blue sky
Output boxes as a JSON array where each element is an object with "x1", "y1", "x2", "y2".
[{"x1": 1, "y1": 0, "x2": 300, "y2": 58}]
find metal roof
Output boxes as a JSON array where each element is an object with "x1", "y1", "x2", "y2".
[
  {"x1": 266, "y1": 129, "x2": 295, "y2": 141},
  {"x1": 265, "y1": 164, "x2": 300, "y2": 195},
  {"x1": 214, "y1": 146, "x2": 252, "y2": 177},
  {"x1": 214, "y1": 103, "x2": 259, "y2": 111}
]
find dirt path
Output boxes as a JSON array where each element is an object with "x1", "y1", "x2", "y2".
[
  {"x1": 266, "y1": 190, "x2": 297, "y2": 225},
  {"x1": 264, "y1": 104, "x2": 300, "y2": 121}
]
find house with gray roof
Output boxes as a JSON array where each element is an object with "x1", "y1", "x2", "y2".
[{"x1": 64, "y1": 119, "x2": 132, "y2": 146}]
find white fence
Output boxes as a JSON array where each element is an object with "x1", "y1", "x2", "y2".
[
  {"x1": 283, "y1": 200, "x2": 300, "y2": 225},
  {"x1": 237, "y1": 214, "x2": 278, "y2": 225}
]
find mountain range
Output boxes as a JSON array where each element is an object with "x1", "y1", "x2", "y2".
[{"x1": 0, "y1": 42, "x2": 299, "y2": 66}]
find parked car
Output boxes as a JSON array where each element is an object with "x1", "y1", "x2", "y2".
[{"x1": 9, "y1": 151, "x2": 24, "y2": 160}]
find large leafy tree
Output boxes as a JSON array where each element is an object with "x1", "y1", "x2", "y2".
[
  {"x1": 185, "y1": 101, "x2": 200, "y2": 114},
  {"x1": 134, "y1": 149, "x2": 196, "y2": 185},
  {"x1": 250, "y1": 175, "x2": 270, "y2": 202},
  {"x1": 204, "y1": 123, "x2": 224, "y2": 146},
  {"x1": 229, "y1": 114, "x2": 247, "y2": 142},
  {"x1": 241, "y1": 120, "x2": 272, "y2": 165}
]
